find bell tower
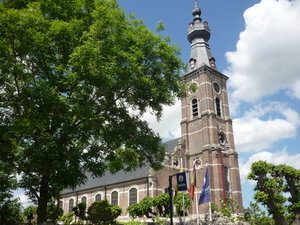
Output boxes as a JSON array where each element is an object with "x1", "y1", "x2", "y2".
[{"x1": 181, "y1": 1, "x2": 243, "y2": 214}]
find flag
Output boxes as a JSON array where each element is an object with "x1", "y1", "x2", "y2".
[
  {"x1": 199, "y1": 166, "x2": 210, "y2": 205},
  {"x1": 174, "y1": 184, "x2": 178, "y2": 201},
  {"x1": 174, "y1": 162, "x2": 183, "y2": 201},
  {"x1": 189, "y1": 164, "x2": 196, "y2": 201}
]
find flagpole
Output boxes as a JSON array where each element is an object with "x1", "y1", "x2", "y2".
[
  {"x1": 207, "y1": 162, "x2": 211, "y2": 222},
  {"x1": 207, "y1": 162, "x2": 212, "y2": 222},
  {"x1": 195, "y1": 187, "x2": 199, "y2": 225},
  {"x1": 183, "y1": 191, "x2": 185, "y2": 225},
  {"x1": 209, "y1": 201, "x2": 212, "y2": 222},
  {"x1": 180, "y1": 157, "x2": 185, "y2": 225}
]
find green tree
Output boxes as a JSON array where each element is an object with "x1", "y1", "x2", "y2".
[
  {"x1": 73, "y1": 202, "x2": 86, "y2": 221},
  {"x1": 248, "y1": 160, "x2": 300, "y2": 225},
  {"x1": 0, "y1": 123, "x2": 22, "y2": 224},
  {"x1": 0, "y1": 198, "x2": 24, "y2": 224},
  {"x1": 59, "y1": 212, "x2": 74, "y2": 225},
  {"x1": 127, "y1": 197, "x2": 155, "y2": 219},
  {"x1": 46, "y1": 201, "x2": 63, "y2": 224},
  {"x1": 0, "y1": 0, "x2": 185, "y2": 223},
  {"x1": 24, "y1": 205, "x2": 38, "y2": 224},
  {"x1": 173, "y1": 193, "x2": 191, "y2": 216},
  {"x1": 127, "y1": 203, "x2": 144, "y2": 219},
  {"x1": 246, "y1": 202, "x2": 275, "y2": 225},
  {"x1": 153, "y1": 193, "x2": 170, "y2": 216},
  {"x1": 0, "y1": 125, "x2": 18, "y2": 200},
  {"x1": 87, "y1": 200, "x2": 122, "y2": 225}
]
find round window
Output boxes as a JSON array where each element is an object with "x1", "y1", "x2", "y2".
[{"x1": 213, "y1": 82, "x2": 220, "y2": 93}]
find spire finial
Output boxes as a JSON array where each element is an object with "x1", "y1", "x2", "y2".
[{"x1": 194, "y1": 0, "x2": 198, "y2": 7}]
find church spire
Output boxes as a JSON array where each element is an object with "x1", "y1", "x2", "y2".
[{"x1": 188, "y1": 1, "x2": 217, "y2": 72}]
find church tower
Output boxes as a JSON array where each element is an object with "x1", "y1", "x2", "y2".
[{"x1": 181, "y1": 1, "x2": 243, "y2": 214}]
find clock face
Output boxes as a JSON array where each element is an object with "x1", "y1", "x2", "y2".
[{"x1": 213, "y1": 82, "x2": 220, "y2": 93}]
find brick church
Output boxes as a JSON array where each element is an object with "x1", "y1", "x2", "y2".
[{"x1": 60, "y1": 1, "x2": 244, "y2": 220}]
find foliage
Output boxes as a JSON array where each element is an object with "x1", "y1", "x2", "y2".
[
  {"x1": 211, "y1": 197, "x2": 240, "y2": 218},
  {"x1": 0, "y1": 121, "x2": 21, "y2": 224},
  {"x1": 0, "y1": 198, "x2": 24, "y2": 224},
  {"x1": 245, "y1": 201, "x2": 275, "y2": 225},
  {"x1": 46, "y1": 201, "x2": 63, "y2": 224},
  {"x1": 127, "y1": 203, "x2": 144, "y2": 219},
  {"x1": 24, "y1": 205, "x2": 38, "y2": 224},
  {"x1": 154, "y1": 216, "x2": 167, "y2": 224},
  {"x1": 127, "y1": 193, "x2": 190, "y2": 219},
  {"x1": 73, "y1": 202, "x2": 86, "y2": 220},
  {"x1": 127, "y1": 197, "x2": 155, "y2": 218},
  {"x1": 152, "y1": 193, "x2": 170, "y2": 217},
  {"x1": 173, "y1": 193, "x2": 191, "y2": 216},
  {"x1": 58, "y1": 212, "x2": 74, "y2": 225},
  {"x1": 248, "y1": 160, "x2": 300, "y2": 224},
  {"x1": 209, "y1": 197, "x2": 243, "y2": 224},
  {"x1": 0, "y1": 0, "x2": 185, "y2": 223},
  {"x1": 189, "y1": 83, "x2": 198, "y2": 94},
  {"x1": 87, "y1": 200, "x2": 122, "y2": 225},
  {"x1": 122, "y1": 219, "x2": 144, "y2": 225}
]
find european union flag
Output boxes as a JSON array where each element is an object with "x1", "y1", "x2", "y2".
[{"x1": 199, "y1": 166, "x2": 210, "y2": 205}]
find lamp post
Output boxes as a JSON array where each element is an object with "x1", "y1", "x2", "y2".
[
  {"x1": 168, "y1": 174, "x2": 176, "y2": 225},
  {"x1": 213, "y1": 144, "x2": 229, "y2": 204}
]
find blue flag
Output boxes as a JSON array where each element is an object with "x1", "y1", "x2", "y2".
[{"x1": 199, "y1": 166, "x2": 210, "y2": 205}]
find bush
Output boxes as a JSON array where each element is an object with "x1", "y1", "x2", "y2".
[{"x1": 87, "y1": 200, "x2": 122, "y2": 225}]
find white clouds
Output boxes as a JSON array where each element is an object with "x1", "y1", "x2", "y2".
[
  {"x1": 225, "y1": 0, "x2": 300, "y2": 102},
  {"x1": 13, "y1": 190, "x2": 33, "y2": 208},
  {"x1": 143, "y1": 100, "x2": 181, "y2": 141},
  {"x1": 289, "y1": 80, "x2": 300, "y2": 99},
  {"x1": 226, "y1": 0, "x2": 300, "y2": 155},
  {"x1": 233, "y1": 102, "x2": 300, "y2": 153},
  {"x1": 239, "y1": 148, "x2": 300, "y2": 184}
]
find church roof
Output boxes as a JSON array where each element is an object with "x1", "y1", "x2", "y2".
[{"x1": 61, "y1": 137, "x2": 180, "y2": 194}]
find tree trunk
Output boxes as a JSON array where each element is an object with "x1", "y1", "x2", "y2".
[
  {"x1": 37, "y1": 176, "x2": 49, "y2": 224},
  {"x1": 274, "y1": 215, "x2": 287, "y2": 225}
]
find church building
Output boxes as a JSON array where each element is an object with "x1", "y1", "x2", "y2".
[{"x1": 60, "y1": 1, "x2": 244, "y2": 220}]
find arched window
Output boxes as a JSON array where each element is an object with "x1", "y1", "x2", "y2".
[
  {"x1": 111, "y1": 191, "x2": 118, "y2": 206},
  {"x1": 81, "y1": 196, "x2": 87, "y2": 204},
  {"x1": 129, "y1": 188, "x2": 137, "y2": 205},
  {"x1": 68, "y1": 199, "x2": 74, "y2": 213},
  {"x1": 191, "y1": 98, "x2": 199, "y2": 117},
  {"x1": 215, "y1": 97, "x2": 221, "y2": 117},
  {"x1": 95, "y1": 194, "x2": 101, "y2": 202}
]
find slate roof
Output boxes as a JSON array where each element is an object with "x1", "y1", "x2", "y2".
[{"x1": 61, "y1": 137, "x2": 180, "y2": 194}]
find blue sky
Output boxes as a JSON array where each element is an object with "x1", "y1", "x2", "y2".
[
  {"x1": 15, "y1": 0, "x2": 300, "y2": 212},
  {"x1": 116, "y1": 0, "x2": 300, "y2": 210}
]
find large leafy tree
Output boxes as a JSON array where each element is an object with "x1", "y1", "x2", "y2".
[
  {"x1": 0, "y1": 0, "x2": 185, "y2": 223},
  {"x1": 0, "y1": 198, "x2": 24, "y2": 224},
  {"x1": 248, "y1": 161, "x2": 300, "y2": 225},
  {"x1": 0, "y1": 112, "x2": 22, "y2": 224}
]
